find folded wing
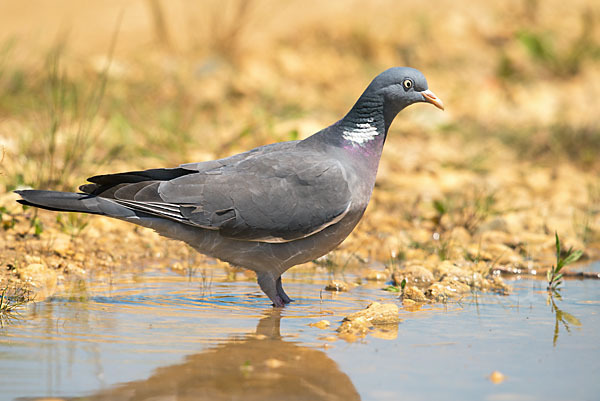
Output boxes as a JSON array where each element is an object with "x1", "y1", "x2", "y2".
[{"x1": 82, "y1": 149, "x2": 352, "y2": 243}]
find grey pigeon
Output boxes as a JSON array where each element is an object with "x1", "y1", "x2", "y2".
[{"x1": 16, "y1": 67, "x2": 443, "y2": 307}]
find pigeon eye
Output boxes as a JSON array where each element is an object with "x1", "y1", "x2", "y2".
[{"x1": 402, "y1": 79, "x2": 413, "y2": 90}]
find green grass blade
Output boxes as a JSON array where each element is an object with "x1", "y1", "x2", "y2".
[{"x1": 563, "y1": 250, "x2": 583, "y2": 266}]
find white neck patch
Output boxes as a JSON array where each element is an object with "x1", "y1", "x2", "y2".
[{"x1": 341, "y1": 118, "x2": 380, "y2": 145}]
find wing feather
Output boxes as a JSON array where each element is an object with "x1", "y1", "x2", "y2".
[{"x1": 81, "y1": 143, "x2": 352, "y2": 243}]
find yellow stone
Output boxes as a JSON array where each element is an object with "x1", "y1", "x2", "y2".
[
  {"x1": 489, "y1": 370, "x2": 506, "y2": 384},
  {"x1": 310, "y1": 320, "x2": 331, "y2": 329}
]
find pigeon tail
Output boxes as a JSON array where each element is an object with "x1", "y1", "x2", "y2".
[{"x1": 15, "y1": 190, "x2": 137, "y2": 218}]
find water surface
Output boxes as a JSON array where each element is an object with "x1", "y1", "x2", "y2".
[{"x1": 1, "y1": 263, "x2": 599, "y2": 401}]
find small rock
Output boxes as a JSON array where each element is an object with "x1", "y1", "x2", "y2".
[
  {"x1": 337, "y1": 302, "x2": 400, "y2": 338},
  {"x1": 488, "y1": 370, "x2": 505, "y2": 384},
  {"x1": 325, "y1": 280, "x2": 349, "y2": 292},
  {"x1": 310, "y1": 320, "x2": 331, "y2": 329},
  {"x1": 425, "y1": 280, "x2": 470, "y2": 300},
  {"x1": 403, "y1": 285, "x2": 427, "y2": 302},
  {"x1": 392, "y1": 264, "x2": 434, "y2": 286},
  {"x1": 344, "y1": 302, "x2": 400, "y2": 325}
]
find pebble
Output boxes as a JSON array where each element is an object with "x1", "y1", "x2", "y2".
[
  {"x1": 310, "y1": 320, "x2": 331, "y2": 329},
  {"x1": 488, "y1": 370, "x2": 506, "y2": 384},
  {"x1": 325, "y1": 280, "x2": 349, "y2": 292}
]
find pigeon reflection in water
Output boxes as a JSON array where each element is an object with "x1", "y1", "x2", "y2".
[{"x1": 63, "y1": 310, "x2": 360, "y2": 401}]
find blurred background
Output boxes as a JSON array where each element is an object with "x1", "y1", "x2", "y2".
[{"x1": 0, "y1": 0, "x2": 599, "y2": 266}]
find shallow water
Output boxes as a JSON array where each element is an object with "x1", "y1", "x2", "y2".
[{"x1": 1, "y1": 263, "x2": 599, "y2": 401}]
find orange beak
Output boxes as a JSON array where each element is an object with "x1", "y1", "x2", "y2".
[{"x1": 421, "y1": 89, "x2": 444, "y2": 110}]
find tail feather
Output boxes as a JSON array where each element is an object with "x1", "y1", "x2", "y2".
[
  {"x1": 15, "y1": 190, "x2": 136, "y2": 218},
  {"x1": 82, "y1": 167, "x2": 195, "y2": 196}
]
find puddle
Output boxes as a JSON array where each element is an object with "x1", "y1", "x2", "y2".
[{"x1": 1, "y1": 263, "x2": 599, "y2": 401}]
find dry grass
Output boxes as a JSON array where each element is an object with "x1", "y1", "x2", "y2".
[{"x1": 0, "y1": 282, "x2": 31, "y2": 326}]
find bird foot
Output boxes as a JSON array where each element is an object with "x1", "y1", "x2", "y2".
[
  {"x1": 258, "y1": 272, "x2": 294, "y2": 307},
  {"x1": 272, "y1": 295, "x2": 286, "y2": 308},
  {"x1": 279, "y1": 295, "x2": 294, "y2": 304}
]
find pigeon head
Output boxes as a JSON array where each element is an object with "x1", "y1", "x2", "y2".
[
  {"x1": 372, "y1": 67, "x2": 444, "y2": 112},
  {"x1": 339, "y1": 67, "x2": 443, "y2": 145}
]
